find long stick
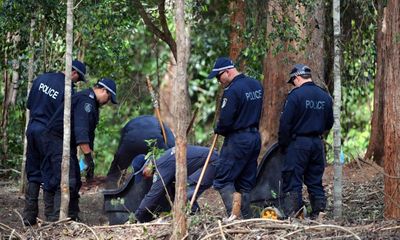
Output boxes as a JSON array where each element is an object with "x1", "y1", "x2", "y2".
[
  {"x1": 189, "y1": 134, "x2": 219, "y2": 208},
  {"x1": 146, "y1": 77, "x2": 168, "y2": 145}
]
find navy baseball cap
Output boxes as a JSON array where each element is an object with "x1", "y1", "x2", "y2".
[
  {"x1": 131, "y1": 154, "x2": 146, "y2": 173},
  {"x1": 288, "y1": 64, "x2": 311, "y2": 83},
  {"x1": 97, "y1": 78, "x2": 117, "y2": 104},
  {"x1": 72, "y1": 60, "x2": 87, "y2": 82},
  {"x1": 207, "y1": 57, "x2": 235, "y2": 79}
]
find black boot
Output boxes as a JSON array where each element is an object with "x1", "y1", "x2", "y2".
[
  {"x1": 309, "y1": 196, "x2": 326, "y2": 219},
  {"x1": 48, "y1": 190, "x2": 61, "y2": 222},
  {"x1": 43, "y1": 190, "x2": 55, "y2": 221},
  {"x1": 68, "y1": 192, "x2": 80, "y2": 221},
  {"x1": 282, "y1": 191, "x2": 300, "y2": 218},
  {"x1": 240, "y1": 192, "x2": 251, "y2": 219},
  {"x1": 218, "y1": 185, "x2": 235, "y2": 216},
  {"x1": 23, "y1": 182, "x2": 41, "y2": 226}
]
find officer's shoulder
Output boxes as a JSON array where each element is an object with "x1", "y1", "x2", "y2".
[
  {"x1": 287, "y1": 87, "x2": 300, "y2": 96},
  {"x1": 314, "y1": 83, "x2": 329, "y2": 93}
]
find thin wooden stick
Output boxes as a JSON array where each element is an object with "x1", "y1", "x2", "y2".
[
  {"x1": 218, "y1": 220, "x2": 227, "y2": 240},
  {"x1": 189, "y1": 134, "x2": 218, "y2": 208}
]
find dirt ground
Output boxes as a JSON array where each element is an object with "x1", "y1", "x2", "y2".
[{"x1": 1, "y1": 160, "x2": 399, "y2": 239}]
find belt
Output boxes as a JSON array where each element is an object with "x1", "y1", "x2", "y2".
[{"x1": 235, "y1": 127, "x2": 259, "y2": 134}]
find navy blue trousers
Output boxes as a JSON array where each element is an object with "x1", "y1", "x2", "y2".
[
  {"x1": 213, "y1": 132, "x2": 261, "y2": 193},
  {"x1": 282, "y1": 136, "x2": 326, "y2": 203},
  {"x1": 26, "y1": 121, "x2": 48, "y2": 183},
  {"x1": 41, "y1": 132, "x2": 81, "y2": 195}
]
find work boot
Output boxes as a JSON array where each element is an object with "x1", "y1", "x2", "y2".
[
  {"x1": 68, "y1": 192, "x2": 80, "y2": 221},
  {"x1": 240, "y1": 192, "x2": 251, "y2": 219},
  {"x1": 309, "y1": 196, "x2": 326, "y2": 219},
  {"x1": 48, "y1": 190, "x2": 61, "y2": 222},
  {"x1": 281, "y1": 191, "x2": 301, "y2": 219},
  {"x1": 43, "y1": 190, "x2": 55, "y2": 221},
  {"x1": 23, "y1": 182, "x2": 41, "y2": 226},
  {"x1": 218, "y1": 185, "x2": 235, "y2": 216}
]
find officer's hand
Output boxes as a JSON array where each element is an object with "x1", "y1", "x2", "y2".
[
  {"x1": 84, "y1": 153, "x2": 95, "y2": 181},
  {"x1": 142, "y1": 165, "x2": 154, "y2": 179}
]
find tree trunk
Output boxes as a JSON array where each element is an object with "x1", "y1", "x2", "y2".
[
  {"x1": 20, "y1": 18, "x2": 36, "y2": 194},
  {"x1": 159, "y1": 54, "x2": 176, "y2": 133},
  {"x1": 383, "y1": 0, "x2": 400, "y2": 219},
  {"x1": 171, "y1": 0, "x2": 190, "y2": 238},
  {"x1": 260, "y1": 1, "x2": 327, "y2": 151},
  {"x1": 60, "y1": 0, "x2": 74, "y2": 220},
  {"x1": 8, "y1": 32, "x2": 21, "y2": 106},
  {"x1": 365, "y1": 2, "x2": 385, "y2": 166},
  {"x1": 1, "y1": 32, "x2": 11, "y2": 165},
  {"x1": 229, "y1": 0, "x2": 245, "y2": 66},
  {"x1": 332, "y1": 0, "x2": 343, "y2": 220}
]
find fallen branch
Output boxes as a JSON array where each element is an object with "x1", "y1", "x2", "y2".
[
  {"x1": 92, "y1": 221, "x2": 171, "y2": 229},
  {"x1": 280, "y1": 224, "x2": 361, "y2": 240},
  {"x1": 0, "y1": 222, "x2": 24, "y2": 239},
  {"x1": 72, "y1": 221, "x2": 99, "y2": 240}
]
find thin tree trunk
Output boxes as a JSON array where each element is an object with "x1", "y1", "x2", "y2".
[
  {"x1": 365, "y1": 3, "x2": 385, "y2": 166},
  {"x1": 332, "y1": 0, "x2": 343, "y2": 220},
  {"x1": 8, "y1": 32, "x2": 21, "y2": 106},
  {"x1": 60, "y1": 0, "x2": 74, "y2": 220},
  {"x1": 1, "y1": 32, "x2": 11, "y2": 165},
  {"x1": 20, "y1": 18, "x2": 36, "y2": 194},
  {"x1": 171, "y1": 0, "x2": 190, "y2": 238},
  {"x1": 383, "y1": 0, "x2": 400, "y2": 219}
]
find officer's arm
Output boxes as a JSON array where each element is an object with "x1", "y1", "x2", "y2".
[
  {"x1": 135, "y1": 170, "x2": 173, "y2": 222},
  {"x1": 278, "y1": 94, "x2": 298, "y2": 148},
  {"x1": 215, "y1": 90, "x2": 239, "y2": 135},
  {"x1": 325, "y1": 97, "x2": 334, "y2": 131},
  {"x1": 74, "y1": 99, "x2": 92, "y2": 146}
]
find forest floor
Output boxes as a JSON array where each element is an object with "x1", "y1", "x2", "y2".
[{"x1": 0, "y1": 159, "x2": 399, "y2": 239}]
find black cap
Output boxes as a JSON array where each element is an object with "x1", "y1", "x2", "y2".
[
  {"x1": 288, "y1": 64, "x2": 311, "y2": 83},
  {"x1": 97, "y1": 78, "x2": 117, "y2": 104},
  {"x1": 72, "y1": 60, "x2": 87, "y2": 82}
]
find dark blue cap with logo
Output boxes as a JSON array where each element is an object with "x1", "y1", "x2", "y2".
[
  {"x1": 207, "y1": 57, "x2": 235, "y2": 79},
  {"x1": 288, "y1": 64, "x2": 312, "y2": 83},
  {"x1": 72, "y1": 60, "x2": 87, "y2": 82},
  {"x1": 97, "y1": 78, "x2": 117, "y2": 104}
]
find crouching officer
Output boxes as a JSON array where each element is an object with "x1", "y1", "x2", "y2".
[
  {"x1": 207, "y1": 57, "x2": 263, "y2": 219},
  {"x1": 23, "y1": 60, "x2": 86, "y2": 225},
  {"x1": 135, "y1": 145, "x2": 218, "y2": 223},
  {"x1": 43, "y1": 78, "x2": 118, "y2": 221},
  {"x1": 278, "y1": 64, "x2": 333, "y2": 219},
  {"x1": 106, "y1": 115, "x2": 175, "y2": 189}
]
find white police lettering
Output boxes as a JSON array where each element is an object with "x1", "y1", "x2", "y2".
[
  {"x1": 245, "y1": 90, "x2": 262, "y2": 101},
  {"x1": 38, "y1": 83, "x2": 59, "y2": 100},
  {"x1": 305, "y1": 100, "x2": 325, "y2": 110}
]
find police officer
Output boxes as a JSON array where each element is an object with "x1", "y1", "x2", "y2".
[
  {"x1": 106, "y1": 115, "x2": 175, "y2": 189},
  {"x1": 208, "y1": 57, "x2": 263, "y2": 219},
  {"x1": 23, "y1": 60, "x2": 86, "y2": 226},
  {"x1": 278, "y1": 64, "x2": 333, "y2": 218},
  {"x1": 43, "y1": 78, "x2": 117, "y2": 221},
  {"x1": 135, "y1": 145, "x2": 218, "y2": 223}
]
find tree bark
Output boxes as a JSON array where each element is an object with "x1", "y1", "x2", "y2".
[
  {"x1": 332, "y1": 0, "x2": 343, "y2": 220},
  {"x1": 259, "y1": 0, "x2": 327, "y2": 152},
  {"x1": 171, "y1": 0, "x2": 190, "y2": 238},
  {"x1": 365, "y1": 2, "x2": 385, "y2": 166},
  {"x1": 382, "y1": 0, "x2": 400, "y2": 219},
  {"x1": 60, "y1": 0, "x2": 74, "y2": 220},
  {"x1": 159, "y1": 54, "x2": 176, "y2": 133},
  {"x1": 229, "y1": 0, "x2": 245, "y2": 66},
  {"x1": 21, "y1": 18, "x2": 36, "y2": 194},
  {"x1": 1, "y1": 32, "x2": 11, "y2": 165},
  {"x1": 8, "y1": 32, "x2": 21, "y2": 106}
]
